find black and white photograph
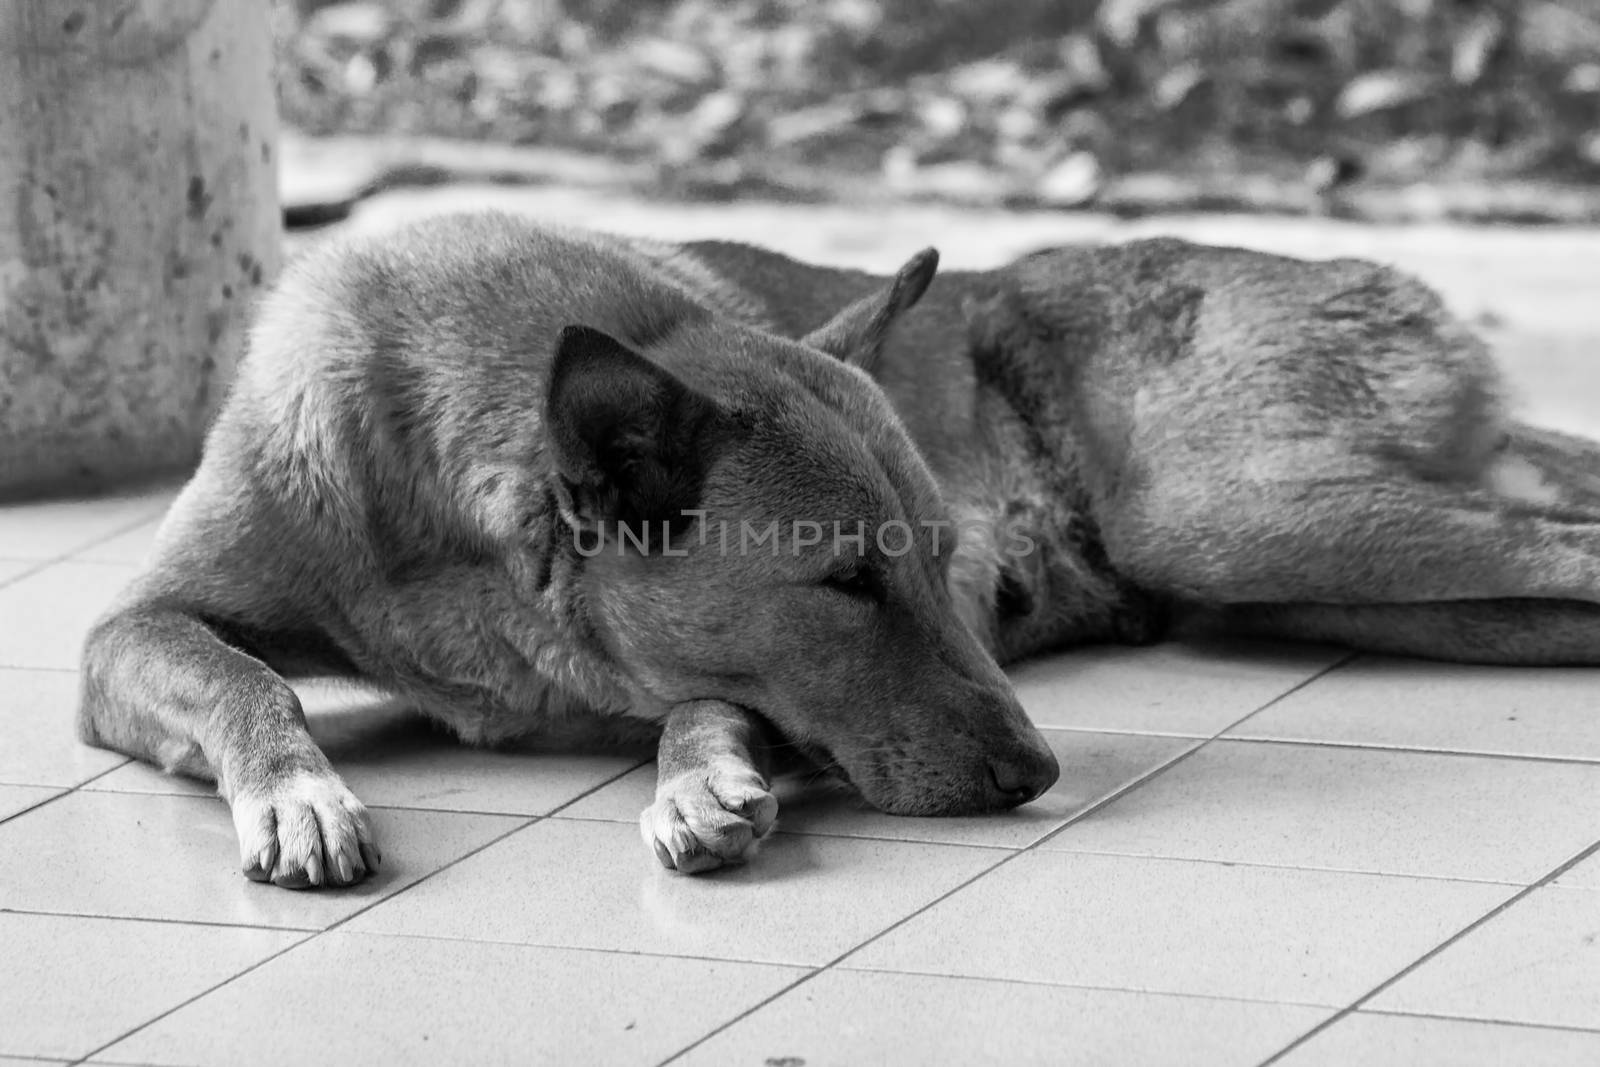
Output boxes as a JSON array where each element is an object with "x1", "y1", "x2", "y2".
[{"x1": 2, "y1": 0, "x2": 1599, "y2": 1063}]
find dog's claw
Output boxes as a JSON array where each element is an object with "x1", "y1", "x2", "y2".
[
  {"x1": 735, "y1": 792, "x2": 779, "y2": 836},
  {"x1": 673, "y1": 847, "x2": 727, "y2": 875},
  {"x1": 275, "y1": 871, "x2": 312, "y2": 890},
  {"x1": 640, "y1": 767, "x2": 778, "y2": 874},
  {"x1": 244, "y1": 843, "x2": 277, "y2": 883},
  {"x1": 232, "y1": 771, "x2": 377, "y2": 891}
]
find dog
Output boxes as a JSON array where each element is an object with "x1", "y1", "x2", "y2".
[
  {"x1": 77, "y1": 213, "x2": 1060, "y2": 888},
  {"x1": 81, "y1": 215, "x2": 1600, "y2": 887}
]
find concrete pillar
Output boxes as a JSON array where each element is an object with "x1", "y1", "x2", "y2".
[{"x1": 0, "y1": 0, "x2": 282, "y2": 497}]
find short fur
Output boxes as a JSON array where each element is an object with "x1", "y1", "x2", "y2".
[
  {"x1": 81, "y1": 217, "x2": 1600, "y2": 886},
  {"x1": 679, "y1": 235, "x2": 1600, "y2": 666}
]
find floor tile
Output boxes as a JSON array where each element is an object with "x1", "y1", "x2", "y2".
[
  {"x1": 348, "y1": 818, "x2": 1005, "y2": 966},
  {"x1": 88, "y1": 715, "x2": 644, "y2": 817},
  {"x1": 1278, "y1": 1012, "x2": 1600, "y2": 1066},
  {"x1": 0, "y1": 911, "x2": 300, "y2": 1061},
  {"x1": 0, "y1": 784, "x2": 63, "y2": 822},
  {"x1": 1230, "y1": 658, "x2": 1600, "y2": 761},
  {"x1": 71, "y1": 519, "x2": 163, "y2": 565},
  {"x1": 0, "y1": 789, "x2": 523, "y2": 929},
  {"x1": 0, "y1": 668, "x2": 127, "y2": 787},
  {"x1": 1040, "y1": 739, "x2": 1600, "y2": 882},
  {"x1": 847, "y1": 851, "x2": 1512, "y2": 1005},
  {"x1": 1011, "y1": 638, "x2": 1345, "y2": 736},
  {"x1": 98, "y1": 930, "x2": 804, "y2": 1067},
  {"x1": 0, "y1": 562, "x2": 141, "y2": 670},
  {"x1": 562, "y1": 729, "x2": 1194, "y2": 848},
  {"x1": 1369, "y1": 887, "x2": 1600, "y2": 1031},
  {"x1": 0, "y1": 487, "x2": 174, "y2": 561},
  {"x1": 681, "y1": 969, "x2": 1330, "y2": 1067}
]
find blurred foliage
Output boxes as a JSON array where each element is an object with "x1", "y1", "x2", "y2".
[{"x1": 277, "y1": 0, "x2": 1600, "y2": 202}]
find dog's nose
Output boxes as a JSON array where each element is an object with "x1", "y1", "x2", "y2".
[{"x1": 987, "y1": 746, "x2": 1060, "y2": 807}]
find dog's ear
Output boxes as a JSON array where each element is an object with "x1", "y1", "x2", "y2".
[
  {"x1": 545, "y1": 325, "x2": 723, "y2": 537},
  {"x1": 802, "y1": 247, "x2": 939, "y2": 378}
]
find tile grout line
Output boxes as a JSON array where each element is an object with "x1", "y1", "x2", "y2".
[
  {"x1": 0, "y1": 759, "x2": 134, "y2": 830},
  {"x1": 0, "y1": 558, "x2": 50, "y2": 590},
  {"x1": 1355, "y1": 1007, "x2": 1600, "y2": 1037},
  {"x1": 65, "y1": 757, "x2": 649, "y2": 1066},
  {"x1": 1030, "y1": 725, "x2": 1215, "y2": 740},
  {"x1": 1255, "y1": 834, "x2": 1600, "y2": 1066},
  {"x1": 0, "y1": 906, "x2": 318, "y2": 935},
  {"x1": 0, "y1": 788, "x2": 72, "y2": 830},
  {"x1": 833, "y1": 961, "x2": 1337, "y2": 1009},
  {"x1": 542, "y1": 802, "x2": 1034, "y2": 847},
  {"x1": 1008, "y1": 845, "x2": 1530, "y2": 888},
  {"x1": 1210, "y1": 734, "x2": 1600, "y2": 767},
  {"x1": 656, "y1": 652, "x2": 1361, "y2": 1064},
  {"x1": 277, "y1": 924, "x2": 812, "y2": 971},
  {"x1": 72, "y1": 789, "x2": 656, "y2": 822}
]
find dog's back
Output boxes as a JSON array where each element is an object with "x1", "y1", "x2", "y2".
[{"x1": 995, "y1": 239, "x2": 1504, "y2": 486}]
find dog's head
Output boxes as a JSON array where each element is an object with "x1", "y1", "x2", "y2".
[{"x1": 543, "y1": 249, "x2": 1058, "y2": 814}]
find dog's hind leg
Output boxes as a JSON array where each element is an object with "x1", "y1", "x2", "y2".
[
  {"x1": 1220, "y1": 600, "x2": 1600, "y2": 665},
  {"x1": 81, "y1": 600, "x2": 378, "y2": 888},
  {"x1": 1105, "y1": 476, "x2": 1600, "y2": 606},
  {"x1": 641, "y1": 700, "x2": 779, "y2": 874}
]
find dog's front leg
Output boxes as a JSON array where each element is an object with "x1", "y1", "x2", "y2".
[
  {"x1": 641, "y1": 700, "x2": 779, "y2": 873},
  {"x1": 81, "y1": 603, "x2": 378, "y2": 889}
]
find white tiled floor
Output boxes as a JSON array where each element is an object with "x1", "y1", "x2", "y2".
[
  {"x1": 1368, "y1": 887, "x2": 1600, "y2": 1031},
  {"x1": 1229, "y1": 657, "x2": 1600, "y2": 761},
  {"x1": 2, "y1": 480, "x2": 1597, "y2": 1065}
]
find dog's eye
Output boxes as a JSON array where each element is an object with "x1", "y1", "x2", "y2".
[{"x1": 821, "y1": 565, "x2": 883, "y2": 602}]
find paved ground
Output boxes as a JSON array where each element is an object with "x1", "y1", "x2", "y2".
[{"x1": 2, "y1": 195, "x2": 1598, "y2": 1065}]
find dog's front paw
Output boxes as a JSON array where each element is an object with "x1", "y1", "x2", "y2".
[
  {"x1": 641, "y1": 767, "x2": 778, "y2": 874},
  {"x1": 231, "y1": 771, "x2": 381, "y2": 890}
]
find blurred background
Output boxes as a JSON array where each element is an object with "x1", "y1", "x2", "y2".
[
  {"x1": 9, "y1": 0, "x2": 1598, "y2": 496},
  {"x1": 275, "y1": 0, "x2": 1600, "y2": 220}
]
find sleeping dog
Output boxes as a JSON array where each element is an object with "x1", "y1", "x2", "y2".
[{"x1": 81, "y1": 214, "x2": 1600, "y2": 886}]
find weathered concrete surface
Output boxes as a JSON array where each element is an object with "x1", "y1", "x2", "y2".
[
  {"x1": 0, "y1": 0, "x2": 281, "y2": 499},
  {"x1": 315, "y1": 184, "x2": 1600, "y2": 442}
]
